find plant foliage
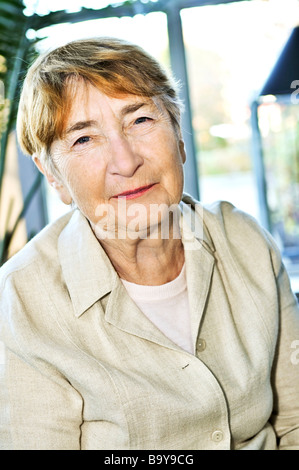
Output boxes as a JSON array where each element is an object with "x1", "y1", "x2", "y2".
[{"x1": 0, "y1": 0, "x2": 42, "y2": 264}]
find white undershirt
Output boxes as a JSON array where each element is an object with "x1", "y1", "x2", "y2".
[{"x1": 121, "y1": 263, "x2": 193, "y2": 354}]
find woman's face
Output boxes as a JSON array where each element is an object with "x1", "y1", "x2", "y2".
[{"x1": 47, "y1": 80, "x2": 186, "y2": 239}]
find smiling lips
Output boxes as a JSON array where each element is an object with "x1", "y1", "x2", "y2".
[{"x1": 113, "y1": 183, "x2": 156, "y2": 200}]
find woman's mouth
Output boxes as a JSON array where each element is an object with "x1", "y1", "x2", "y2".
[{"x1": 113, "y1": 183, "x2": 156, "y2": 200}]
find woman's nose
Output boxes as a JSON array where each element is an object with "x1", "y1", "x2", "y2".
[{"x1": 108, "y1": 134, "x2": 143, "y2": 177}]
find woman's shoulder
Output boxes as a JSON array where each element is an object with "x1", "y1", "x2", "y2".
[
  {"x1": 183, "y1": 194, "x2": 271, "y2": 240},
  {"x1": 202, "y1": 199, "x2": 277, "y2": 252},
  {"x1": 0, "y1": 210, "x2": 74, "y2": 287},
  {"x1": 182, "y1": 194, "x2": 282, "y2": 273}
]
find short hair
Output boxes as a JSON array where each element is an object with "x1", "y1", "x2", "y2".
[{"x1": 17, "y1": 37, "x2": 183, "y2": 170}]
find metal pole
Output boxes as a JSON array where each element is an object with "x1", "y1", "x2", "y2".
[
  {"x1": 166, "y1": 4, "x2": 200, "y2": 200},
  {"x1": 250, "y1": 100, "x2": 271, "y2": 231}
]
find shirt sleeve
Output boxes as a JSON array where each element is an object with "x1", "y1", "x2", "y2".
[
  {"x1": 268, "y1": 234, "x2": 299, "y2": 450},
  {"x1": 0, "y1": 268, "x2": 83, "y2": 450},
  {"x1": 0, "y1": 345, "x2": 83, "y2": 450}
]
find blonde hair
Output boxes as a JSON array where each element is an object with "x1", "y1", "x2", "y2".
[{"x1": 17, "y1": 37, "x2": 183, "y2": 170}]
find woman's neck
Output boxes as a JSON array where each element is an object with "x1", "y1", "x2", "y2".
[{"x1": 98, "y1": 235, "x2": 185, "y2": 286}]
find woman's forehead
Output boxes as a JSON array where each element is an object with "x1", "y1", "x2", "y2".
[{"x1": 61, "y1": 80, "x2": 164, "y2": 132}]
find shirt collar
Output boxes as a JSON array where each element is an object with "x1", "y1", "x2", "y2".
[
  {"x1": 58, "y1": 209, "x2": 118, "y2": 318},
  {"x1": 180, "y1": 193, "x2": 215, "y2": 254}
]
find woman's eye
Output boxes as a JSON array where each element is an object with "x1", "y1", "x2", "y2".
[
  {"x1": 134, "y1": 116, "x2": 152, "y2": 125},
  {"x1": 74, "y1": 136, "x2": 90, "y2": 145}
]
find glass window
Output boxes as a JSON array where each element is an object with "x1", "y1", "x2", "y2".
[{"x1": 259, "y1": 100, "x2": 299, "y2": 265}]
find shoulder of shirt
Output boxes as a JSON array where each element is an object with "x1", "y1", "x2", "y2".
[
  {"x1": 183, "y1": 192, "x2": 258, "y2": 223},
  {"x1": 0, "y1": 209, "x2": 74, "y2": 287},
  {"x1": 183, "y1": 192, "x2": 269, "y2": 237},
  {"x1": 181, "y1": 193, "x2": 281, "y2": 269}
]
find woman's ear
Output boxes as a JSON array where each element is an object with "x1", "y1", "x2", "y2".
[{"x1": 33, "y1": 155, "x2": 73, "y2": 205}]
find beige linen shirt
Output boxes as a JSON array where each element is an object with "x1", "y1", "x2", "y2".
[{"x1": 0, "y1": 195, "x2": 299, "y2": 450}]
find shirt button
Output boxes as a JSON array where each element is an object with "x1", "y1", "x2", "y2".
[
  {"x1": 196, "y1": 338, "x2": 206, "y2": 353},
  {"x1": 211, "y1": 430, "x2": 223, "y2": 442}
]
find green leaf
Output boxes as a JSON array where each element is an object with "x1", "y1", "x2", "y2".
[
  {"x1": 0, "y1": 3, "x2": 24, "y2": 16},
  {"x1": 0, "y1": 16, "x2": 23, "y2": 29}
]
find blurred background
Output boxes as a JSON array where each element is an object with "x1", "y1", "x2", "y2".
[{"x1": 0, "y1": 0, "x2": 299, "y2": 298}]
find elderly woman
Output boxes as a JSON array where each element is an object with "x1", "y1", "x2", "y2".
[{"x1": 0, "y1": 38, "x2": 298, "y2": 451}]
